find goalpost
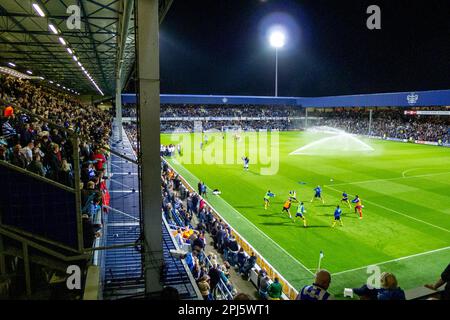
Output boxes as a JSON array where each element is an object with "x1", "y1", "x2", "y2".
[{"x1": 221, "y1": 125, "x2": 242, "y2": 133}]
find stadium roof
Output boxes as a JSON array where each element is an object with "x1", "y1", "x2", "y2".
[
  {"x1": 122, "y1": 89, "x2": 450, "y2": 108},
  {"x1": 0, "y1": 0, "x2": 173, "y2": 96}
]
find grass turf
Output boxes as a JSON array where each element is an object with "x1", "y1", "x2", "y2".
[{"x1": 161, "y1": 131, "x2": 450, "y2": 298}]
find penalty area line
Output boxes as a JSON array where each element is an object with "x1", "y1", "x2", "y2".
[
  {"x1": 331, "y1": 246, "x2": 450, "y2": 276},
  {"x1": 324, "y1": 171, "x2": 450, "y2": 188}
]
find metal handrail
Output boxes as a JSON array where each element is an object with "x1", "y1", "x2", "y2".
[
  {"x1": 162, "y1": 214, "x2": 203, "y2": 300},
  {"x1": 202, "y1": 254, "x2": 234, "y2": 300}
]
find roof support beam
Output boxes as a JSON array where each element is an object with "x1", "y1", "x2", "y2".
[
  {"x1": 116, "y1": 0, "x2": 134, "y2": 90},
  {"x1": 79, "y1": 0, "x2": 110, "y2": 92}
]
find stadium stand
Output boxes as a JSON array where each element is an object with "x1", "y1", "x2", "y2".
[
  {"x1": 123, "y1": 103, "x2": 305, "y2": 132},
  {"x1": 312, "y1": 107, "x2": 450, "y2": 143}
]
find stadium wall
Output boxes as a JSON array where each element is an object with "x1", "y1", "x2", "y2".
[{"x1": 121, "y1": 89, "x2": 450, "y2": 108}]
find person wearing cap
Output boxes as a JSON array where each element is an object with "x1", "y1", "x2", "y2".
[{"x1": 296, "y1": 269, "x2": 333, "y2": 301}]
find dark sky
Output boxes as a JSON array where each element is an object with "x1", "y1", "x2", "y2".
[{"x1": 159, "y1": 0, "x2": 450, "y2": 97}]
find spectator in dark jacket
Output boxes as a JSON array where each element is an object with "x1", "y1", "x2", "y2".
[
  {"x1": 27, "y1": 153, "x2": 45, "y2": 176},
  {"x1": 236, "y1": 248, "x2": 247, "y2": 271},
  {"x1": 10, "y1": 144, "x2": 27, "y2": 168},
  {"x1": 425, "y1": 263, "x2": 450, "y2": 300},
  {"x1": 240, "y1": 252, "x2": 257, "y2": 278},
  {"x1": 208, "y1": 264, "x2": 222, "y2": 292},
  {"x1": 82, "y1": 214, "x2": 101, "y2": 248},
  {"x1": 353, "y1": 272, "x2": 405, "y2": 300},
  {"x1": 227, "y1": 236, "x2": 239, "y2": 266},
  {"x1": 377, "y1": 272, "x2": 406, "y2": 300}
]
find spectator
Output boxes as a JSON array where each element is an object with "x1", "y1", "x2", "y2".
[
  {"x1": 267, "y1": 277, "x2": 283, "y2": 300},
  {"x1": 82, "y1": 214, "x2": 101, "y2": 248},
  {"x1": 236, "y1": 247, "x2": 247, "y2": 271},
  {"x1": 1, "y1": 117, "x2": 17, "y2": 147},
  {"x1": 184, "y1": 250, "x2": 199, "y2": 272},
  {"x1": 27, "y1": 153, "x2": 45, "y2": 176},
  {"x1": 239, "y1": 252, "x2": 257, "y2": 279},
  {"x1": 174, "y1": 228, "x2": 184, "y2": 248},
  {"x1": 377, "y1": 272, "x2": 406, "y2": 300},
  {"x1": 198, "y1": 275, "x2": 212, "y2": 300},
  {"x1": 20, "y1": 141, "x2": 34, "y2": 164},
  {"x1": 58, "y1": 159, "x2": 74, "y2": 187},
  {"x1": 259, "y1": 274, "x2": 270, "y2": 300},
  {"x1": 425, "y1": 263, "x2": 450, "y2": 300},
  {"x1": 296, "y1": 269, "x2": 332, "y2": 301},
  {"x1": 227, "y1": 236, "x2": 239, "y2": 266},
  {"x1": 197, "y1": 181, "x2": 202, "y2": 195},
  {"x1": 234, "y1": 293, "x2": 252, "y2": 300},
  {"x1": 10, "y1": 144, "x2": 27, "y2": 168},
  {"x1": 208, "y1": 264, "x2": 222, "y2": 293}
]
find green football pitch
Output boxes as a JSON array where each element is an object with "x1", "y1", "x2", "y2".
[{"x1": 161, "y1": 131, "x2": 450, "y2": 298}]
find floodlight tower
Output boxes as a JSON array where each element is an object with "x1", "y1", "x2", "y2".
[{"x1": 269, "y1": 30, "x2": 286, "y2": 97}]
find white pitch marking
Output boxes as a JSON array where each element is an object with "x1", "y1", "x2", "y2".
[
  {"x1": 332, "y1": 246, "x2": 450, "y2": 276},
  {"x1": 325, "y1": 171, "x2": 450, "y2": 188},
  {"x1": 324, "y1": 185, "x2": 450, "y2": 234},
  {"x1": 402, "y1": 168, "x2": 422, "y2": 178}
]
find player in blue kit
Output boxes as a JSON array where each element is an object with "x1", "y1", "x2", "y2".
[
  {"x1": 341, "y1": 191, "x2": 351, "y2": 208},
  {"x1": 294, "y1": 202, "x2": 307, "y2": 227},
  {"x1": 242, "y1": 156, "x2": 249, "y2": 171},
  {"x1": 332, "y1": 205, "x2": 343, "y2": 227},
  {"x1": 311, "y1": 185, "x2": 324, "y2": 204}
]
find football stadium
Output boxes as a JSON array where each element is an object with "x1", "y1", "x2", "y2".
[{"x1": 0, "y1": 0, "x2": 449, "y2": 306}]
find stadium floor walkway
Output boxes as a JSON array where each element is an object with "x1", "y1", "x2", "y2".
[{"x1": 105, "y1": 125, "x2": 199, "y2": 299}]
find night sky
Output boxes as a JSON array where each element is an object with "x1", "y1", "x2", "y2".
[{"x1": 159, "y1": 0, "x2": 450, "y2": 97}]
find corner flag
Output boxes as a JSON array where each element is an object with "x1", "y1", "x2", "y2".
[{"x1": 317, "y1": 251, "x2": 324, "y2": 272}]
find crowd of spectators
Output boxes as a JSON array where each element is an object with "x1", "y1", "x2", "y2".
[
  {"x1": 122, "y1": 104, "x2": 303, "y2": 132},
  {"x1": 161, "y1": 159, "x2": 246, "y2": 299},
  {"x1": 160, "y1": 119, "x2": 293, "y2": 132},
  {"x1": 160, "y1": 104, "x2": 299, "y2": 118},
  {"x1": 0, "y1": 74, "x2": 112, "y2": 248},
  {"x1": 313, "y1": 108, "x2": 450, "y2": 143}
]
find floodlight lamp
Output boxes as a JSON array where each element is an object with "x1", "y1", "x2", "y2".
[
  {"x1": 269, "y1": 31, "x2": 286, "y2": 48},
  {"x1": 32, "y1": 3, "x2": 45, "y2": 17},
  {"x1": 49, "y1": 24, "x2": 58, "y2": 34}
]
